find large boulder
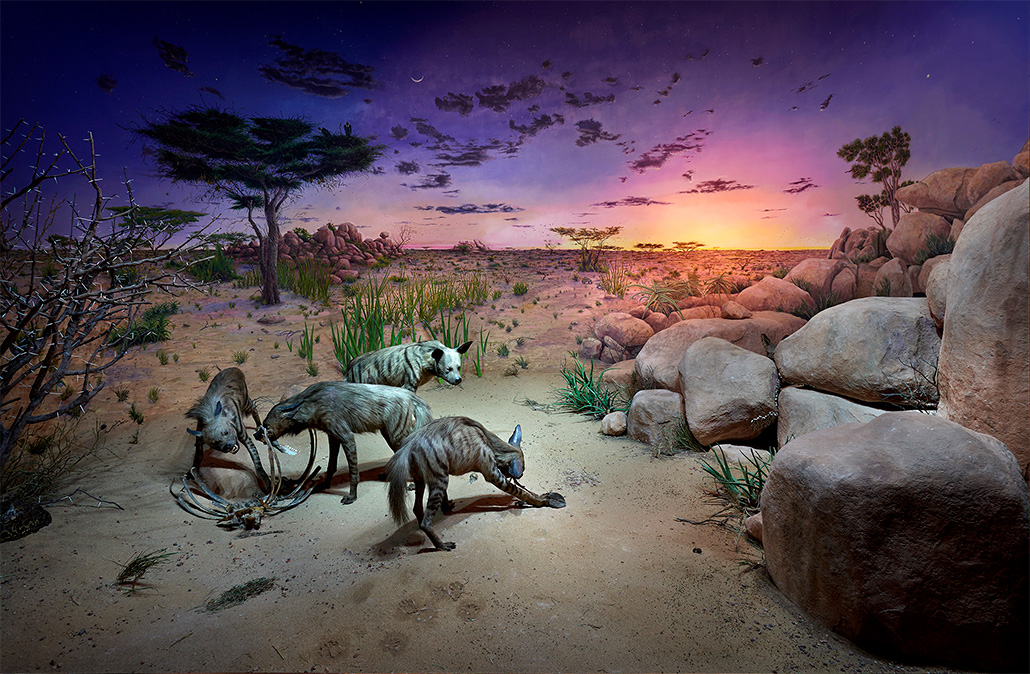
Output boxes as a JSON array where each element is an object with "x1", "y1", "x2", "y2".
[
  {"x1": 871, "y1": 258, "x2": 912, "y2": 297},
  {"x1": 595, "y1": 312, "x2": 654, "y2": 362},
  {"x1": 964, "y1": 178, "x2": 1025, "y2": 222},
  {"x1": 1013, "y1": 139, "x2": 1029, "y2": 178},
  {"x1": 938, "y1": 180, "x2": 1030, "y2": 476},
  {"x1": 923, "y1": 257, "x2": 950, "y2": 331},
  {"x1": 735, "y1": 276, "x2": 812, "y2": 313},
  {"x1": 783, "y1": 258, "x2": 854, "y2": 300},
  {"x1": 679, "y1": 338, "x2": 778, "y2": 445},
  {"x1": 626, "y1": 389, "x2": 684, "y2": 447},
  {"x1": 828, "y1": 226, "x2": 887, "y2": 262},
  {"x1": 634, "y1": 312, "x2": 806, "y2": 391},
  {"x1": 774, "y1": 297, "x2": 941, "y2": 407},
  {"x1": 762, "y1": 412, "x2": 1029, "y2": 672},
  {"x1": 897, "y1": 161, "x2": 1021, "y2": 219},
  {"x1": 885, "y1": 212, "x2": 951, "y2": 266},
  {"x1": 776, "y1": 386, "x2": 886, "y2": 448}
]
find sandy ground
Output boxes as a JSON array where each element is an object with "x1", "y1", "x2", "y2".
[{"x1": 1, "y1": 249, "x2": 962, "y2": 673}]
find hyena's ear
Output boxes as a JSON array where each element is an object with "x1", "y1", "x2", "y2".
[
  {"x1": 215, "y1": 401, "x2": 223, "y2": 417},
  {"x1": 431, "y1": 348, "x2": 445, "y2": 362},
  {"x1": 508, "y1": 424, "x2": 522, "y2": 448},
  {"x1": 187, "y1": 428, "x2": 203, "y2": 437},
  {"x1": 456, "y1": 340, "x2": 473, "y2": 355}
]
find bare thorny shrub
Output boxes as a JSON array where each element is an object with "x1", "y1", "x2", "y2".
[{"x1": 1, "y1": 120, "x2": 208, "y2": 499}]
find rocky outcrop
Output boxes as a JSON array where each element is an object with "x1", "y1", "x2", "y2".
[
  {"x1": 679, "y1": 338, "x2": 779, "y2": 445},
  {"x1": 626, "y1": 389, "x2": 684, "y2": 447},
  {"x1": 774, "y1": 297, "x2": 940, "y2": 407},
  {"x1": 937, "y1": 180, "x2": 1030, "y2": 476},
  {"x1": 762, "y1": 412, "x2": 1030, "y2": 672},
  {"x1": 923, "y1": 257, "x2": 950, "y2": 331},
  {"x1": 828, "y1": 226, "x2": 888, "y2": 262},
  {"x1": 226, "y1": 222, "x2": 404, "y2": 284},
  {"x1": 634, "y1": 312, "x2": 806, "y2": 391},
  {"x1": 775, "y1": 386, "x2": 886, "y2": 448},
  {"x1": 897, "y1": 161, "x2": 1020, "y2": 219}
]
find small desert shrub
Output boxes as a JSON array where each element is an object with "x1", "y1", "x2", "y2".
[
  {"x1": 189, "y1": 244, "x2": 237, "y2": 283},
  {"x1": 496, "y1": 343, "x2": 509, "y2": 358},
  {"x1": 514, "y1": 355, "x2": 529, "y2": 369},
  {"x1": 114, "y1": 387, "x2": 130, "y2": 402},
  {"x1": 232, "y1": 350, "x2": 249, "y2": 365},
  {"x1": 147, "y1": 387, "x2": 160, "y2": 403},
  {"x1": 553, "y1": 354, "x2": 623, "y2": 419},
  {"x1": 789, "y1": 278, "x2": 842, "y2": 320},
  {"x1": 198, "y1": 368, "x2": 211, "y2": 382},
  {"x1": 771, "y1": 266, "x2": 791, "y2": 279},
  {"x1": 0, "y1": 419, "x2": 107, "y2": 502},
  {"x1": 108, "y1": 301, "x2": 179, "y2": 348},
  {"x1": 156, "y1": 350, "x2": 169, "y2": 366},
  {"x1": 306, "y1": 361, "x2": 320, "y2": 377},
  {"x1": 914, "y1": 231, "x2": 955, "y2": 265},
  {"x1": 699, "y1": 445, "x2": 776, "y2": 515},
  {"x1": 876, "y1": 277, "x2": 893, "y2": 297},
  {"x1": 115, "y1": 548, "x2": 174, "y2": 595},
  {"x1": 512, "y1": 281, "x2": 529, "y2": 296}
]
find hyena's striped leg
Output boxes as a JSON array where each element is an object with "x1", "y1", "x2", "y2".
[
  {"x1": 413, "y1": 479, "x2": 426, "y2": 523},
  {"x1": 337, "y1": 431, "x2": 361, "y2": 505},
  {"x1": 421, "y1": 479, "x2": 456, "y2": 551}
]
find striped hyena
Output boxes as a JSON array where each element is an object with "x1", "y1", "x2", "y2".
[
  {"x1": 386, "y1": 416, "x2": 566, "y2": 551},
  {"x1": 185, "y1": 367, "x2": 272, "y2": 489},
  {"x1": 259, "y1": 382, "x2": 432, "y2": 504},
  {"x1": 343, "y1": 340, "x2": 473, "y2": 392}
]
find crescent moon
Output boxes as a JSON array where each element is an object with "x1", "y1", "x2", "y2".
[{"x1": 411, "y1": 75, "x2": 424, "y2": 83}]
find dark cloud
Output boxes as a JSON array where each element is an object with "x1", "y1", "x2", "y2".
[
  {"x1": 542, "y1": 60, "x2": 553, "y2": 70},
  {"x1": 602, "y1": 77, "x2": 618, "y2": 86},
  {"x1": 403, "y1": 173, "x2": 453, "y2": 190},
  {"x1": 390, "y1": 125, "x2": 409, "y2": 141},
  {"x1": 759, "y1": 207, "x2": 788, "y2": 212},
  {"x1": 153, "y1": 37, "x2": 194, "y2": 77},
  {"x1": 561, "y1": 71, "x2": 572, "y2": 81},
  {"x1": 411, "y1": 118, "x2": 455, "y2": 143},
  {"x1": 527, "y1": 104, "x2": 541, "y2": 113},
  {"x1": 680, "y1": 179, "x2": 755, "y2": 194},
  {"x1": 419, "y1": 203, "x2": 524, "y2": 215},
  {"x1": 656, "y1": 72, "x2": 682, "y2": 97},
  {"x1": 822, "y1": 212, "x2": 840, "y2": 217},
  {"x1": 199, "y1": 86, "x2": 225, "y2": 100},
  {"x1": 784, "y1": 177, "x2": 819, "y2": 194},
  {"x1": 565, "y1": 91, "x2": 616, "y2": 108},
  {"x1": 682, "y1": 169, "x2": 695, "y2": 181},
  {"x1": 575, "y1": 119, "x2": 621, "y2": 146},
  {"x1": 428, "y1": 138, "x2": 520, "y2": 168},
  {"x1": 509, "y1": 113, "x2": 566, "y2": 138},
  {"x1": 95, "y1": 74, "x2": 117, "y2": 93},
  {"x1": 627, "y1": 131, "x2": 707, "y2": 174},
  {"x1": 396, "y1": 161, "x2": 420, "y2": 175},
  {"x1": 475, "y1": 75, "x2": 546, "y2": 113},
  {"x1": 591, "y1": 196, "x2": 671, "y2": 208},
  {"x1": 259, "y1": 35, "x2": 376, "y2": 98},
  {"x1": 435, "y1": 92, "x2": 475, "y2": 116}
]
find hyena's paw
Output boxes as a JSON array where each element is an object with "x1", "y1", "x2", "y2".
[
  {"x1": 340, "y1": 494, "x2": 357, "y2": 505},
  {"x1": 436, "y1": 541, "x2": 457, "y2": 551},
  {"x1": 441, "y1": 499, "x2": 456, "y2": 513},
  {"x1": 543, "y1": 492, "x2": 566, "y2": 508}
]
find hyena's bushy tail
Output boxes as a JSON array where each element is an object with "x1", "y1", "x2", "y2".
[{"x1": 386, "y1": 442, "x2": 414, "y2": 524}]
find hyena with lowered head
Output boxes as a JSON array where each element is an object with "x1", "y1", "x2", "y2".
[
  {"x1": 386, "y1": 416, "x2": 566, "y2": 551},
  {"x1": 343, "y1": 340, "x2": 473, "y2": 392},
  {"x1": 185, "y1": 367, "x2": 271, "y2": 489},
  {"x1": 260, "y1": 381, "x2": 432, "y2": 504}
]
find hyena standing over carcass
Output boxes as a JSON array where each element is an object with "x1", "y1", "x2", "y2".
[
  {"x1": 343, "y1": 340, "x2": 473, "y2": 392},
  {"x1": 260, "y1": 381, "x2": 432, "y2": 504},
  {"x1": 386, "y1": 416, "x2": 566, "y2": 551},
  {"x1": 185, "y1": 367, "x2": 272, "y2": 489}
]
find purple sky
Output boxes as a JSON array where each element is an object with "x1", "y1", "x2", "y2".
[{"x1": 3, "y1": 1, "x2": 1027, "y2": 249}]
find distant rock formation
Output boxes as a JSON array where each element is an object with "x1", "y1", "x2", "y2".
[{"x1": 225, "y1": 222, "x2": 404, "y2": 284}]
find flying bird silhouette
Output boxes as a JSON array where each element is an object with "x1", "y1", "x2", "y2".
[
  {"x1": 751, "y1": 57, "x2": 765, "y2": 67},
  {"x1": 819, "y1": 94, "x2": 833, "y2": 111}
]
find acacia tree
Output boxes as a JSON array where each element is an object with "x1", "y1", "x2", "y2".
[
  {"x1": 1, "y1": 121, "x2": 205, "y2": 469},
  {"x1": 855, "y1": 184, "x2": 915, "y2": 230},
  {"x1": 132, "y1": 108, "x2": 384, "y2": 305},
  {"x1": 549, "y1": 226, "x2": 622, "y2": 271},
  {"x1": 838, "y1": 126, "x2": 911, "y2": 228}
]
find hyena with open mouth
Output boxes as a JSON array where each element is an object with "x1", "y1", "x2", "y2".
[
  {"x1": 386, "y1": 416, "x2": 566, "y2": 551},
  {"x1": 343, "y1": 340, "x2": 473, "y2": 392}
]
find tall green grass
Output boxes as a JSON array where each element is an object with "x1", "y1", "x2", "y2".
[
  {"x1": 553, "y1": 354, "x2": 624, "y2": 419},
  {"x1": 108, "y1": 301, "x2": 178, "y2": 348}
]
